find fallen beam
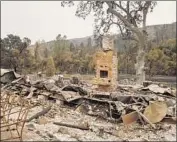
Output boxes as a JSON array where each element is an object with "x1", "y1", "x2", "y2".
[
  {"x1": 26, "y1": 105, "x2": 52, "y2": 122},
  {"x1": 53, "y1": 122, "x2": 89, "y2": 130}
]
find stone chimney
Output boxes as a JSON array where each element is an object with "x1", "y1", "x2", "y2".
[{"x1": 93, "y1": 35, "x2": 118, "y2": 91}]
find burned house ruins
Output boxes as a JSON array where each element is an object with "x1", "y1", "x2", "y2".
[{"x1": 0, "y1": 36, "x2": 176, "y2": 141}]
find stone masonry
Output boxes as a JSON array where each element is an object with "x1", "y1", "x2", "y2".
[{"x1": 93, "y1": 35, "x2": 118, "y2": 91}]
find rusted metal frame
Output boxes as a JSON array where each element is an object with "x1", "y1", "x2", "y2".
[
  {"x1": 0, "y1": 109, "x2": 7, "y2": 123},
  {"x1": 0, "y1": 127, "x2": 17, "y2": 132},
  {"x1": 1, "y1": 109, "x2": 27, "y2": 117},
  {"x1": 7, "y1": 95, "x2": 16, "y2": 132},
  {"x1": 2, "y1": 102, "x2": 14, "y2": 139},
  {"x1": 0, "y1": 120, "x2": 24, "y2": 127},
  {"x1": 1, "y1": 105, "x2": 21, "y2": 112},
  {"x1": 18, "y1": 102, "x2": 31, "y2": 138},
  {"x1": 16, "y1": 103, "x2": 30, "y2": 141},
  {"x1": 0, "y1": 121, "x2": 21, "y2": 126},
  {"x1": 5, "y1": 95, "x2": 14, "y2": 139},
  {"x1": 13, "y1": 101, "x2": 23, "y2": 140},
  {"x1": 1, "y1": 97, "x2": 10, "y2": 107},
  {"x1": 0, "y1": 108, "x2": 29, "y2": 141},
  {"x1": 20, "y1": 106, "x2": 30, "y2": 141},
  {"x1": 1, "y1": 136, "x2": 21, "y2": 141},
  {"x1": 0, "y1": 92, "x2": 30, "y2": 141},
  {"x1": 0, "y1": 103, "x2": 27, "y2": 121}
]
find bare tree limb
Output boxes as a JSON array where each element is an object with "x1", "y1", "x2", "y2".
[
  {"x1": 127, "y1": 1, "x2": 130, "y2": 13},
  {"x1": 111, "y1": 1, "x2": 138, "y2": 27},
  {"x1": 143, "y1": 1, "x2": 151, "y2": 28},
  {"x1": 106, "y1": 2, "x2": 142, "y2": 39}
]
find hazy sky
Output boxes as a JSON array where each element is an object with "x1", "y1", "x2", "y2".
[{"x1": 1, "y1": 1, "x2": 176, "y2": 44}]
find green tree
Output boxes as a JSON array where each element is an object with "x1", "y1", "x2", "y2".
[
  {"x1": 1, "y1": 34, "x2": 29, "y2": 72},
  {"x1": 53, "y1": 34, "x2": 72, "y2": 72},
  {"x1": 87, "y1": 37, "x2": 92, "y2": 48},
  {"x1": 34, "y1": 42, "x2": 42, "y2": 72},
  {"x1": 34, "y1": 42, "x2": 41, "y2": 62},
  {"x1": 56, "y1": 34, "x2": 61, "y2": 41},
  {"x1": 23, "y1": 37, "x2": 31, "y2": 46},
  {"x1": 21, "y1": 50, "x2": 36, "y2": 74},
  {"x1": 46, "y1": 56, "x2": 56, "y2": 76},
  {"x1": 43, "y1": 47, "x2": 49, "y2": 58},
  {"x1": 146, "y1": 38, "x2": 176, "y2": 77}
]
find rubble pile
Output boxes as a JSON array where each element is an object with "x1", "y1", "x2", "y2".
[
  {"x1": 1, "y1": 71, "x2": 176, "y2": 141},
  {"x1": 118, "y1": 79, "x2": 136, "y2": 85}
]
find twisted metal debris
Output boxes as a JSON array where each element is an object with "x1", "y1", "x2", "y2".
[{"x1": 0, "y1": 90, "x2": 31, "y2": 141}]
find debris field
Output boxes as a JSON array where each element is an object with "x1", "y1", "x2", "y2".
[{"x1": 0, "y1": 71, "x2": 176, "y2": 141}]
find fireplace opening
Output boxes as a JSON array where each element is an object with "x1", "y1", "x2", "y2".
[{"x1": 100, "y1": 70, "x2": 108, "y2": 78}]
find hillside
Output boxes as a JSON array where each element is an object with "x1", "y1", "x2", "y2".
[
  {"x1": 68, "y1": 22, "x2": 176, "y2": 47},
  {"x1": 28, "y1": 22, "x2": 176, "y2": 56}
]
